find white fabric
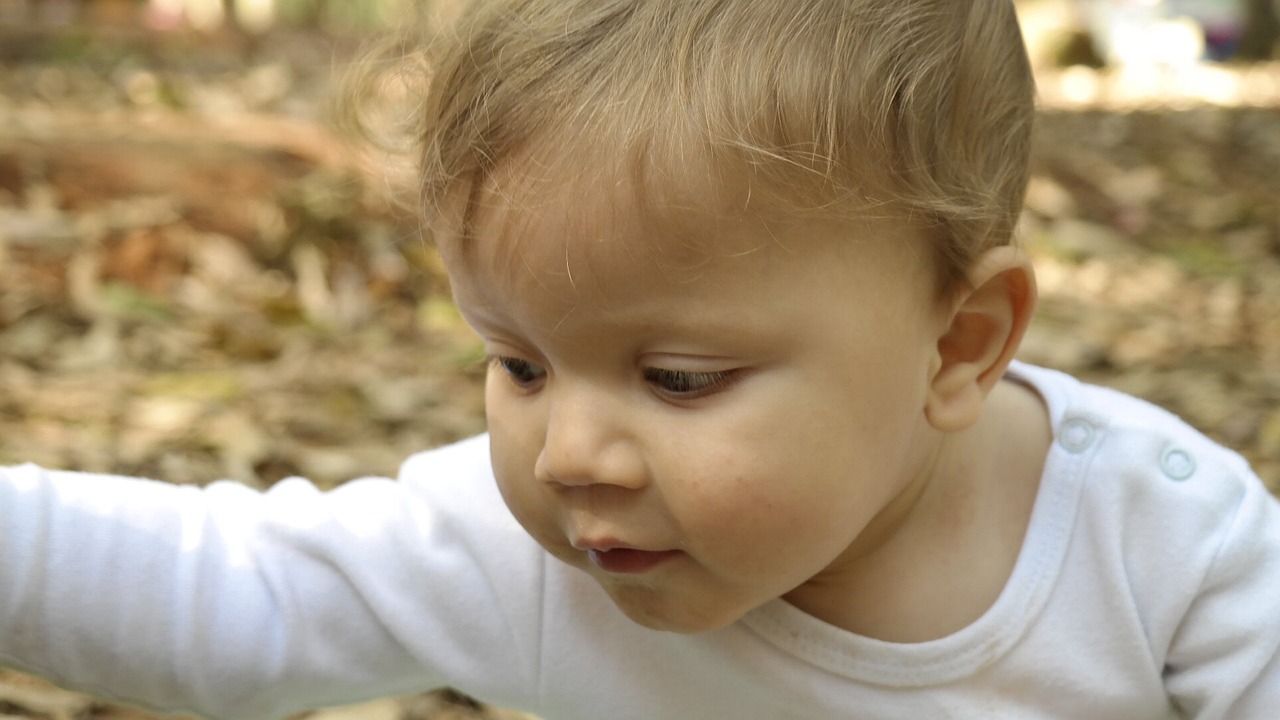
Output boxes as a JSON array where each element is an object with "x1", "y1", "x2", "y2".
[{"x1": 2, "y1": 362, "x2": 1278, "y2": 720}]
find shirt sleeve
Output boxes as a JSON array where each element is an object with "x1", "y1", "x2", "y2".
[
  {"x1": 0, "y1": 435, "x2": 545, "y2": 720},
  {"x1": 1163, "y1": 471, "x2": 1280, "y2": 719}
]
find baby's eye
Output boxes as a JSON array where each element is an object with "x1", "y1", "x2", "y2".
[
  {"x1": 643, "y1": 368, "x2": 736, "y2": 398},
  {"x1": 492, "y1": 356, "x2": 547, "y2": 389}
]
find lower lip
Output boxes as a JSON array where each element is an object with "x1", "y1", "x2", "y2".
[{"x1": 588, "y1": 548, "x2": 681, "y2": 574}]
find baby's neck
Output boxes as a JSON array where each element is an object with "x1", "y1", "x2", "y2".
[{"x1": 785, "y1": 377, "x2": 1051, "y2": 642}]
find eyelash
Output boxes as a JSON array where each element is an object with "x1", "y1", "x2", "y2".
[
  {"x1": 491, "y1": 356, "x2": 546, "y2": 389},
  {"x1": 642, "y1": 368, "x2": 737, "y2": 398},
  {"x1": 489, "y1": 356, "x2": 738, "y2": 398}
]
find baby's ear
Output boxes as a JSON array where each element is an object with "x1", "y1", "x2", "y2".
[{"x1": 925, "y1": 246, "x2": 1037, "y2": 432}]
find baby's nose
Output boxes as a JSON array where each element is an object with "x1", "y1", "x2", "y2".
[{"x1": 534, "y1": 390, "x2": 648, "y2": 490}]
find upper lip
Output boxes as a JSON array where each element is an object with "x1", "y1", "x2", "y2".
[{"x1": 571, "y1": 537, "x2": 636, "y2": 552}]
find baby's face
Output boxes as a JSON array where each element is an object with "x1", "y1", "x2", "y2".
[{"x1": 439, "y1": 174, "x2": 951, "y2": 634}]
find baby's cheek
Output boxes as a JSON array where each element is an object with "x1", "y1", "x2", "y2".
[
  {"x1": 485, "y1": 410, "x2": 551, "y2": 531},
  {"x1": 676, "y1": 451, "x2": 846, "y2": 556},
  {"x1": 675, "y1": 466, "x2": 784, "y2": 543},
  {"x1": 484, "y1": 384, "x2": 540, "y2": 471}
]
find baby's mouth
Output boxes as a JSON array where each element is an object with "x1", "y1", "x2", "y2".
[{"x1": 587, "y1": 547, "x2": 682, "y2": 574}]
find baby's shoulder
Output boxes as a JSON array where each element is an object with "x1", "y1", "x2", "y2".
[
  {"x1": 1039, "y1": 375, "x2": 1280, "y2": 696},
  {"x1": 1051, "y1": 376, "x2": 1274, "y2": 605},
  {"x1": 1072, "y1": 379, "x2": 1256, "y2": 507},
  {"x1": 1013, "y1": 362, "x2": 1258, "y2": 520},
  {"x1": 1014, "y1": 363, "x2": 1269, "y2": 588}
]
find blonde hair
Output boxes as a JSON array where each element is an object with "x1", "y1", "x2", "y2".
[{"x1": 344, "y1": 0, "x2": 1035, "y2": 294}]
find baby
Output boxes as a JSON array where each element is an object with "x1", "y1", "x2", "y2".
[{"x1": 3, "y1": 1, "x2": 1278, "y2": 719}]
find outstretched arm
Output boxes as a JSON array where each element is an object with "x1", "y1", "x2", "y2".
[{"x1": 0, "y1": 435, "x2": 543, "y2": 720}]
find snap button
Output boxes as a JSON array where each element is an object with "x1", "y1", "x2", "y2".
[
  {"x1": 1160, "y1": 446, "x2": 1196, "y2": 481},
  {"x1": 1058, "y1": 417, "x2": 1097, "y2": 454}
]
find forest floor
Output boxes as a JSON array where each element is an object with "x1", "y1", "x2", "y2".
[{"x1": 1, "y1": 22, "x2": 1278, "y2": 720}]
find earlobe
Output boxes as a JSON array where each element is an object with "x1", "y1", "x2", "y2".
[{"x1": 925, "y1": 246, "x2": 1037, "y2": 432}]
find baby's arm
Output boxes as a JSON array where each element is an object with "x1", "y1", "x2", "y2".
[
  {"x1": 1162, "y1": 473, "x2": 1280, "y2": 717},
  {"x1": 0, "y1": 437, "x2": 542, "y2": 720}
]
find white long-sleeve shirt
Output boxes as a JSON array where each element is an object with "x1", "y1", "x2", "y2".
[{"x1": 2, "y1": 363, "x2": 1279, "y2": 719}]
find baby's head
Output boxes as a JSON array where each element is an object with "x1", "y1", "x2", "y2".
[
  {"x1": 364, "y1": 0, "x2": 1039, "y2": 634},
  {"x1": 408, "y1": 0, "x2": 1035, "y2": 297}
]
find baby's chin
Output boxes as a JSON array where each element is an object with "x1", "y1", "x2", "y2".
[
  {"x1": 616, "y1": 605, "x2": 737, "y2": 634},
  {"x1": 593, "y1": 575, "x2": 753, "y2": 635}
]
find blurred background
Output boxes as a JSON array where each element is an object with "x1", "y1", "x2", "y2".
[{"x1": 0, "y1": 1, "x2": 1277, "y2": 719}]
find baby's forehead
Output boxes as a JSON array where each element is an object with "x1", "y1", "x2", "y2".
[
  {"x1": 438, "y1": 161, "x2": 929, "y2": 318},
  {"x1": 442, "y1": 149, "x2": 772, "y2": 273}
]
